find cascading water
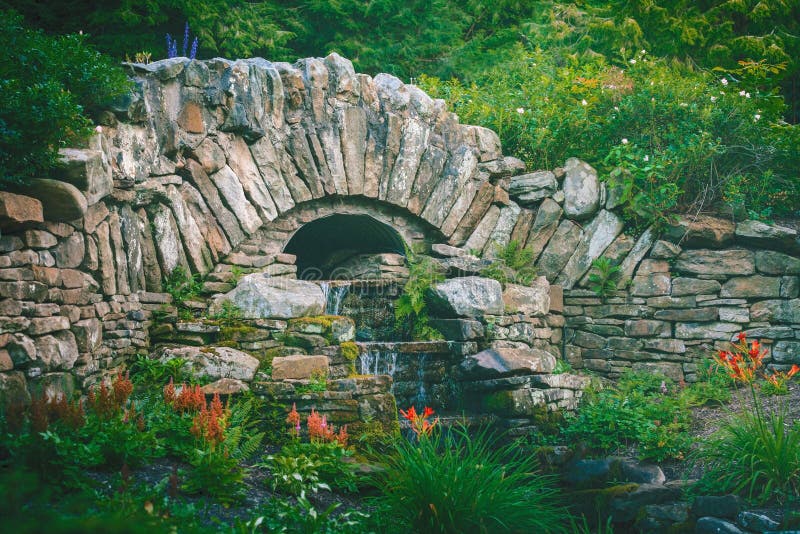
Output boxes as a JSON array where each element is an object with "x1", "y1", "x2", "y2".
[
  {"x1": 359, "y1": 346, "x2": 398, "y2": 378},
  {"x1": 414, "y1": 353, "x2": 428, "y2": 406},
  {"x1": 319, "y1": 281, "x2": 351, "y2": 315}
]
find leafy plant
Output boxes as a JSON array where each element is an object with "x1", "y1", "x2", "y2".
[
  {"x1": 262, "y1": 452, "x2": 330, "y2": 496},
  {"x1": 370, "y1": 419, "x2": 565, "y2": 533},
  {"x1": 237, "y1": 493, "x2": 370, "y2": 534},
  {"x1": 563, "y1": 371, "x2": 694, "y2": 462},
  {"x1": 694, "y1": 334, "x2": 800, "y2": 504},
  {"x1": 0, "y1": 12, "x2": 131, "y2": 188},
  {"x1": 587, "y1": 257, "x2": 621, "y2": 299},
  {"x1": 481, "y1": 239, "x2": 537, "y2": 286},
  {"x1": 129, "y1": 354, "x2": 190, "y2": 386},
  {"x1": 395, "y1": 253, "x2": 444, "y2": 341},
  {"x1": 163, "y1": 266, "x2": 202, "y2": 307}
]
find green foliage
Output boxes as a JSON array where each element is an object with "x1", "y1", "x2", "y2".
[
  {"x1": 422, "y1": 45, "x2": 799, "y2": 221},
  {"x1": 587, "y1": 257, "x2": 621, "y2": 298},
  {"x1": 0, "y1": 11, "x2": 131, "y2": 187},
  {"x1": 211, "y1": 300, "x2": 244, "y2": 325},
  {"x1": 295, "y1": 370, "x2": 328, "y2": 395},
  {"x1": 395, "y1": 254, "x2": 444, "y2": 341},
  {"x1": 237, "y1": 493, "x2": 370, "y2": 534},
  {"x1": 481, "y1": 239, "x2": 537, "y2": 286},
  {"x1": 129, "y1": 354, "x2": 190, "y2": 386},
  {"x1": 286, "y1": 441, "x2": 359, "y2": 492},
  {"x1": 262, "y1": 452, "x2": 329, "y2": 496},
  {"x1": 694, "y1": 399, "x2": 800, "y2": 504},
  {"x1": 370, "y1": 424, "x2": 565, "y2": 533},
  {"x1": 163, "y1": 266, "x2": 202, "y2": 308},
  {"x1": 563, "y1": 371, "x2": 695, "y2": 462},
  {"x1": 553, "y1": 359, "x2": 573, "y2": 375}
]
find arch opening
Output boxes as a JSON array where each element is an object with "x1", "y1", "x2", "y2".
[{"x1": 284, "y1": 214, "x2": 407, "y2": 280}]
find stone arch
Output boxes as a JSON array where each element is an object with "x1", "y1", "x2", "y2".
[
  {"x1": 101, "y1": 54, "x2": 525, "y2": 286},
  {"x1": 284, "y1": 214, "x2": 407, "y2": 279}
]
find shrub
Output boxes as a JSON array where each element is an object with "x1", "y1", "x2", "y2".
[
  {"x1": 370, "y1": 415, "x2": 565, "y2": 533},
  {"x1": 563, "y1": 371, "x2": 694, "y2": 462},
  {"x1": 420, "y1": 45, "x2": 800, "y2": 223},
  {"x1": 0, "y1": 11, "x2": 130, "y2": 187}
]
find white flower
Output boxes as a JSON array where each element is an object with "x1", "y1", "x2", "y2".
[
  {"x1": 516, "y1": 107, "x2": 525, "y2": 114},
  {"x1": 720, "y1": 78, "x2": 728, "y2": 86},
  {"x1": 746, "y1": 92, "x2": 751, "y2": 98},
  {"x1": 739, "y1": 90, "x2": 746, "y2": 96},
  {"x1": 710, "y1": 96, "x2": 717, "y2": 102},
  {"x1": 680, "y1": 102, "x2": 688, "y2": 107},
  {"x1": 581, "y1": 99, "x2": 588, "y2": 106},
  {"x1": 94, "y1": 125, "x2": 103, "y2": 133},
  {"x1": 621, "y1": 138, "x2": 629, "y2": 145},
  {"x1": 614, "y1": 106, "x2": 620, "y2": 111},
  {"x1": 720, "y1": 91, "x2": 725, "y2": 95},
  {"x1": 643, "y1": 155, "x2": 649, "y2": 162},
  {"x1": 629, "y1": 59, "x2": 636, "y2": 64},
  {"x1": 754, "y1": 114, "x2": 761, "y2": 121},
  {"x1": 640, "y1": 49, "x2": 646, "y2": 55}
]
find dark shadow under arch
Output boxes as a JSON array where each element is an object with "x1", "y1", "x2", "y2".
[{"x1": 283, "y1": 213, "x2": 407, "y2": 279}]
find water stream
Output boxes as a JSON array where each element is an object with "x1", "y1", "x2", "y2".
[{"x1": 320, "y1": 281, "x2": 351, "y2": 315}]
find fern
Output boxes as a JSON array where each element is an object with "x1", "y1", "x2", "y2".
[
  {"x1": 395, "y1": 253, "x2": 444, "y2": 341},
  {"x1": 588, "y1": 257, "x2": 621, "y2": 298}
]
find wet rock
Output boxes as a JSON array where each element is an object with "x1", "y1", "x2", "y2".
[
  {"x1": 736, "y1": 511, "x2": 780, "y2": 532},
  {"x1": 695, "y1": 517, "x2": 744, "y2": 534},
  {"x1": 212, "y1": 274, "x2": 325, "y2": 319},
  {"x1": 427, "y1": 276, "x2": 504, "y2": 318}
]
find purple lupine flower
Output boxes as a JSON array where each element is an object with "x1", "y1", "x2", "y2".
[
  {"x1": 190, "y1": 37, "x2": 198, "y2": 60},
  {"x1": 165, "y1": 33, "x2": 178, "y2": 58},
  {"x1": 182, "y1": 22, "x2": 189, "y2": 57}
]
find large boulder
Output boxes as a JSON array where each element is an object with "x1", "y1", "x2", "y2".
[
  {"x1": 562, "y1": 158, "x2": 600, "y2": 220},
  {"x1": 427, "y1": 276, "x2": 504, "y2": 318},
  {"x1": 459, "y1": 347, "x2": 557, "y2": 379},
  {"x1": 212, "y1": 274, "x2": 325, "y2": 319},
  {"x1": 158, "y1": 346, "x2": 260, "y2": 381},
  {"x1": 25, "y1": 178, "x2": 88, "y2": 221}
]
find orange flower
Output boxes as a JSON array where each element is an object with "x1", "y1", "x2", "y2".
[
  {"x1": 788, "y1": 364, "x2": 800, "y2": 379},
  {"x1": 401, "y1": 405, "x2": 438, "y2": 437}
]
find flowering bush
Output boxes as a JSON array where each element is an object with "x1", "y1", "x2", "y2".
[
  {"x1": 695, "y1": 333, "x2": 800, "y2": 504},
  {"x1": 399, "y1": 405, "x2": 438, "y2": 438}
]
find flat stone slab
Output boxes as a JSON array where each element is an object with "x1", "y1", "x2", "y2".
[
  {"x1": 459, "y1": 347, "x2": 557, "y2": 379},
  {"x1": 272, "y1": 354, "x2": 329, "y2": 380}
]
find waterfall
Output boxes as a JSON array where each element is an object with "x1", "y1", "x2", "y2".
[
  {"x1": 415, "y1": 353, "x2": 428, "y2": 406},
  {"x1": 324, "y1": 282, "x2": 350, "y2": 315},
  {"x1": 359, "y1": 346, "x2": 397, "y2": 378}
]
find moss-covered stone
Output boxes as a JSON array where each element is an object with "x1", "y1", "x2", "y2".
[{"x1": 484, "y1": 390, "x2": 515, "y2": 414}]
